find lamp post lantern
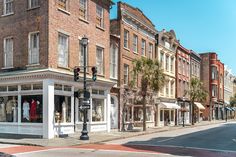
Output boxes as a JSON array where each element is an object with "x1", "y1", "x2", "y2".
[{"x1": 80, "y1": 35, "x2": 89, "y2": 140}]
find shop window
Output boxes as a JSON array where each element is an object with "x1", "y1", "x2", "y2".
[
  {"x1": 92, "y1": 89, "x2": 105, "y2": 95},
  {"x1": 92, "y1": 98, "x2": 104, "y2": 122},
  {"x1": 0, "y1": 96, "x2": 18, "y2": 122},
  {"x1": 146, "y1": 107, "x2": 152, "y2": 121},
  {"x1": 0, "y1": 86, "x2": 7, "y2": 92},
  {"x1": 64, "y1": 85, "x2": 71, "y2": 92},
  {"x1": 160, "y1": 110, "x2": 163, "y2": 121},
  {"x1": 134, "y1": 107, "x2": 142, "y2": 121},
  {"x1": 54, "y1": 95, "x2": 71, "y2": 123},
  {"x1": 33, "y1": 83, "x2": 42, "y2": 90},
  {"x1": 21, "y1": 84, "x2": 31, "y2": 91},
  {"x1": 21, "y1": 95, "x2": 43, "y2": 123},
  {"x1": 55, "y1": 84, "x2": 63, "y2": 91},
  {"x1": 8, "y1": 85, "x2": 18, "y2": 91}
]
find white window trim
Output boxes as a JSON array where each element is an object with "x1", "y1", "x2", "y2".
[
  {"x1": 124, "y1": 29, "x2": 129, "y2": 49},
  {"x1": 96, "y1": 46, "x2": 104, "y2": 75},
  {"x1": 28, "y1": 0, "x2": 39, "y2": 9},
  {"x1": 3, "y1": 36, "x2": 13, "y2": 68},
  {"x1": 28, "y1": 31, "x2": 40, "y2": 65},
  {"x1": 79, "y1": 0, "x2": 88, "y2": 20},
  {"x1": 110, "y1": 44, "x2": 118, "y2": 79},
  {"x1": 3, "y1": 0, "x2": 14, "y2": 16},
  {"x1": 133, "y1": 34, "x2": 138, "y2": 53},
  {"x1": 141, "y1": 39, "x2": 146, "y2": 56},
  {"x1": 124, "y1": 64, "x2": 129, "y2": 85},
  {"x1": 96, "y1": 4, "x2": 104, "y2": 28},
  {"x1": 58, "y1": 33, "x2": 69, "y2": 68}
]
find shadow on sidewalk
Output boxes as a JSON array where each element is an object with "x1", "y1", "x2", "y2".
[{"x1": 0, "y1": 133, "x2": 41, "y2": 140}]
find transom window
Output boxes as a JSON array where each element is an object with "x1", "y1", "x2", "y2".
[{"x1": 96, "y1": 4, "x2": 104, "y2": 28}]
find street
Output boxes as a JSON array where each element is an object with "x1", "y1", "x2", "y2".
[{"x1": 0, "y1": 122, "x2": 235, "y2": 157}]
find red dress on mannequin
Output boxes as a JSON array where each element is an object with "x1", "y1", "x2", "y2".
[{"x1": 30, "y1": 100, "x2": 37, "y2": 121}]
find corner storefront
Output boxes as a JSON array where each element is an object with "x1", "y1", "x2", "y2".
[{"x1": 0, "y1": 69, "x2": 114, "y2": 139}]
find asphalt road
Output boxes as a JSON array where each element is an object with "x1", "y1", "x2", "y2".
[{"x1": 0, "y1": 122, "x2": 236, "y2": 157}]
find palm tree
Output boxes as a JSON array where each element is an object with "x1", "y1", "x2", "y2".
[
  {"x1": 131, "y1": 57, "x2": 166, "y2": 131},
  {"x1": 230, "y1": 94, "x2": 236, "y2": 107},
  {"x1": 185, "y1": 77, "x2": 208, "y2": 125}
]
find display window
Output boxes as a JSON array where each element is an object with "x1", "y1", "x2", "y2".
[
  {"x1": 160, "y1": 110, "x2": 163, "y2": 121},
  {"x1": 134, "y1": 106, "x2": 152, "y2": 121},
  {"x1": 54, "y1": 95, "x2": 71, "y2": 123},
  {"x1": 21, "y1": 95, "x2": 43, "y2": 123},
  {"x1": 0, "y1": 96, "x2": 18, "y2": 122},
  {"x1": 92, "y1": 98, "x2": 105, "y2": 122}
]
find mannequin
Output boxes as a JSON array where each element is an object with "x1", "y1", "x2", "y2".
[
  {"x1": 61, "y1": 101, "x2": 67, "y2": 123},
  {"x1": 12, "y1": 97, "x2": 17, "y2": 122},
  {"x1": 6, "y1": 98, "x2": 13, "y2": 122},
  {"x1": 96, "y1": 105, "x2": 102, "y2": 121},
  {"x1": 23, "y1": 100, "x2": 30, "y2": 121},
  {"x1": 0, "y1": 101, "x2": 6, "y2": 122},
  {"x1": 30, "y1": 99, "x2": 37, "y2": 122}
]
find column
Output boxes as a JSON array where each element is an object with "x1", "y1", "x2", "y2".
[
  {"x1": 43, "y1": 79, "x2": 54, "y2": 139},
  {"x1": 106, "y1": 91, "x2": 111, "y2": 132}
]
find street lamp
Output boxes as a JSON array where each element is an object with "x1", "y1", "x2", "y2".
[
  {"x1": 80, "y1": 35, "x2": 89, "y2": 140},
  {"x1": 178, "y1": 97, "x2": 187, "y2": 127}
]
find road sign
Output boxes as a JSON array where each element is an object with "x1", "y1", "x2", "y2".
[{"x1": 79, "y1": 105, "x2": 90, "y2": 110}]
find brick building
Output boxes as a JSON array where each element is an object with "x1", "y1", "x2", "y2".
[
  {"x1": 156, "y1": 29, "x2": 180, "y2": 127},
  {"x1": 110, "y1": 2, "x2": 157, "y2": 129},
  {"x1": 0, "y1": 0, "x2": 114, "y2": 139},
  {"x1": 190, "y1": 50, "x2": 205, "y2": 122},
  {"x1": 200, "y1": 53, "x2": 224, "y2": 120},
  {"x1": 176, "y1": 44, "x2": 191, "y2": 125}
]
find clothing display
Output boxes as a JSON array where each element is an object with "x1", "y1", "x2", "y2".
[
  {"x1": 30, "y1": 99, "x2": 37, "y2": 121},
  {"x1": 6, "y1": 100, "x2": 14, "y2": 122},
  {"x1": 61, "y1": 101, "x2": 67, "y2": 123},
  {"x1": 0, "y1": 103, "x2": 6, "y2": 122},
  {"x1": 23, "y1": 101, "x2": 30, "y2": 121}
]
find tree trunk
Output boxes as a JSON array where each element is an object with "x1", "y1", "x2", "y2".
[
  {"x1": 209, "y1": 100, "x2": 212, "y2": 121},
  {"x1": 143, "y1": 95, "x2": 146, "y2": 131},
  {"x1": 191, "y1": 101, "x2": 195, "y2": 125}
]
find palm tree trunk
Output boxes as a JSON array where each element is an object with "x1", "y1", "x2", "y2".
[{"x1": 143, "y1": 95, "x2": 146, "y2": 131}]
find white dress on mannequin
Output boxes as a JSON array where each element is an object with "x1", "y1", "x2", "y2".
[
  {"x1": 61, "y1": 101, "x2": 67, "y2": 123},
  {"x1": 23, "y1": 101, "x2": 30, "y2": 121}
]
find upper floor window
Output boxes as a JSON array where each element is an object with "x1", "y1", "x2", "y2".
[
  {"x1": 170, "y1": 81, "x2": 174, "y2": 96},
  {"x1": 79, "y1": 0, "x2": 87, "y2": 20},
  {"x1": 170, "y1": 57, "x2": 174, "y2": 73},
  {"x1": 4, "y1": 0, "x2": 14, "y2": 15},
  {"x1": 58, "y1": 0, "x2": 68, "y2": 11},
  {"x1": 166, "y1": 81, "x2": 169, "y2": 96},
  {"x1": 29, "y1": 32, "x2": 39, "y2": 65},
  {"x1": 182, "y1": 60, "x2": 185, "y2": 75},
  {"x1": 79, "y1": 40, "x2": 88, "y2": 66},
  {"x1": 110, "y1": 44, "x2": 118, "y2": 79},
  {"x1": 141, "y1": 39, "x2": 146, "y2": 56},
  {"x1": 28, "y1": 0, "x2": 39, "y2": 9},
  {"x1": 96, "y1": 4, "x2": 104, "y2": 28},
  {"x1": 124, "y1": 64, "x2": 129, "y2": 85},
  {"x1": 133, "y1": 34, "x2": 138, "y2": 53},
  {"x1": 124, "y1": 29, "x2": 129, "y2": 49},
  {"x1": 3, "y1": 37, "x2": 13, "y2": 68},
  {"x1": 58, "y1": 33, "x2": 68, "y2": 67},
  {"x1": 211, "y1": 66, "x2": 218, "y2": 80},
  {"x1": 149, "y1": 43, "x2": 153, "y2": 59},
  {"x1": 96, "y1": 46, "x2": 104, "y2": 75},
  {"x1": 165, "y1": 55, "x2": 169, "y2": 71},
  {"x1": 178, "y1": 58, "x2": 182, "y2": 74},
  {"x1": 160, "y1": 52, "x2": 164, "y2": 68},
  {"x1": 212, "y1": 85, "x2": 218, "y2": 97}
]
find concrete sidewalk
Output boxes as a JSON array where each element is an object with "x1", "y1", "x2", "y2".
[{"x1": 0, "y1": 120, "x2": 232, "y2": 147}]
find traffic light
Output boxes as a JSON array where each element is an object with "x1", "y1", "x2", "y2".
[
  {"x1": 91, "y1": 66, "x2": 97, "y2": 81},
  {"x1": 74, "y1": 68, "x2": 80, "y2": 81}
]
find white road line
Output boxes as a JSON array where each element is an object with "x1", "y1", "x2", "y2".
[{"x1": 157, "y1": 138, "x2": 174, "y2": 143}]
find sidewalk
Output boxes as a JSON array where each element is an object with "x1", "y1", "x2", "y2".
[{"x1": 0, "y1": 120, "x2": 233, "y2": 147}]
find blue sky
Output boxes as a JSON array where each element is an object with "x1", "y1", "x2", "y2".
[{"x1": 110, "y1": 0, "x2": 236, "y2": 74}]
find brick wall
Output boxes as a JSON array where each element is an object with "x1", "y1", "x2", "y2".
[{"x1": 0, "y1": 0, "x2": 48, "y2": 70}]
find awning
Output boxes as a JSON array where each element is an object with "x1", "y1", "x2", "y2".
[
  {"x1": 194, "y1": 102, "x2": 205, "y2": 110},
  {"x1": 160, "y1": 102, "x2": 180, "y2": 109}
]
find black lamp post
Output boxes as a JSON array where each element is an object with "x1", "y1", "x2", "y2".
[{"x1": 80, "y1": 35, "x2": 89, "y2": 140}]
